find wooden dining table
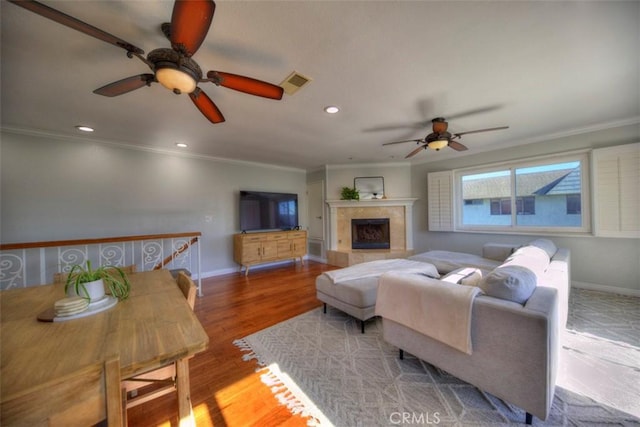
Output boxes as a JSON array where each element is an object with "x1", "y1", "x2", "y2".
[{"x1": 0, "y1": 269, "x2": 209, "y2": 426}]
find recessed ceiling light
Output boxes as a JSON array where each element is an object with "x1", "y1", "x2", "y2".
[
  {"x1": 175, "y1": 142, "x2": 188, "y2": 148},
  {"x1": 75, "y1": 125, "x2": 94, "y2": 132},
  {"x1": 324, "y1": 106, "x2": 340, "y2": 114}
]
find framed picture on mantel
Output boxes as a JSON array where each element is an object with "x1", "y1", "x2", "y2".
[{"x1": 354, "y1": 176, "x2": 384, "y2": 200}]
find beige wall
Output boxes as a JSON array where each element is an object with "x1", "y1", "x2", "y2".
[
  {"x1": 325, "y1": 163, "x2": 411, "y2": 200},
  {"x1": 0, "y1": 130, "x2": 307, "y2": 277}
]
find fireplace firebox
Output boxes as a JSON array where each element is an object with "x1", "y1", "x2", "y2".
[{"x1": 351, "y1": 218, "x2": 390, "y2": 249}]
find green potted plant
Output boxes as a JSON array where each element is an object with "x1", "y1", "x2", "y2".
[
  {"x1": 340, "y1": 186, "x2": 360, "y2": 200},
  {"x1": 65, "y1": 261, "x2": 130, "y2": 302}
]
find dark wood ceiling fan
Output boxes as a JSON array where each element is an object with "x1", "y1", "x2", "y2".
[
  {"x1": 8, "y1": 0, "x2": 284, "y2": 124},
  {"x1": 383, "y1": 117, "x2": 509, "y2": 158}
]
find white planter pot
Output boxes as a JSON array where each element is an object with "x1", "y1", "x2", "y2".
[{"x1": 66, "y1": 278, "x2": 106, "y2": 302}]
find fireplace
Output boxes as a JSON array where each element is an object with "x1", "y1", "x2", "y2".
[{"x1": 351, "y1": 218, "x2": 390, "y2": 249}]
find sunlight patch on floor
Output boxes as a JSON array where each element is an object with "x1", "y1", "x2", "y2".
[
  {"x1": 192, "y1": 402, "x2": 214, "y2": 427},
  {"x1": 260, "y1": 363, "x2": 334, "y2": 426},
  {"x1": 557, "y1": 328, "x2": 640, "y2": 418}
]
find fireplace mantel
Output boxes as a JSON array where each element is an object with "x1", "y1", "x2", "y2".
[
  {"x1": 326, "y1": 198, "x2": 418, "y2": 209},
  {"x1": 326, "y1": 198, "x2": 418, "y2": 252}
]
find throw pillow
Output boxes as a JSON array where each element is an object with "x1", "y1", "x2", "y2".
[
  {"x1": 503, "y1": 245, "x2": 550, "y2": 279},
  {"x1": 479, "y1": 265, "x2": 537, "y2": 304},
  {"x1": 441, "y1": 267, "x2": 483, "y2": 286},
  {"x1": 528, "y1": 238, "x2": 557, "y2": 258}
]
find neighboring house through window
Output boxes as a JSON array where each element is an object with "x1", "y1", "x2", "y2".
[{"x1": 455, "y1": 154, "x2": 589, "y2": 232}]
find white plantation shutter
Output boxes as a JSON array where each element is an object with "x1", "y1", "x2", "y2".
[
  {"x1": 428, "y1": 171, "x2": 453, "y2": 231},
  {"x1": 592, "y1": 143, "x2": 640, "y2": 238}
]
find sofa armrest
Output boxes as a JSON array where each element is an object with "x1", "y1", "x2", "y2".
[
  {"x1": 474, "y1": 285, "x2": 559, "y2": 418},
  {"x1": 482, "y1": 243, "x2": 518, "y2": 261},
  {"x1": 381, "y1": 285, "x2": 560, "y2": 420}
]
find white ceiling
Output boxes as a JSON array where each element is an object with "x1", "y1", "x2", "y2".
[{"x1": 1, "y1": 1, "x2": 638, "y2": 171}]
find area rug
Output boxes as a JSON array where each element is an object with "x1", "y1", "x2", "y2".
[{"x1": 234, "y1": 289, "x2": 640, "y2": 426}]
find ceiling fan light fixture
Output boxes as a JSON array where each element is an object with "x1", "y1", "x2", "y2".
[
  {"x1": 156, "y1": 67, "x2": 197, "y2": 94},
  {"x1": 428, "y1": 139, "x2": 449, "y2": 151},
  {"x1": 148, "y1": 48, "x2": 202, "y2": 94}
]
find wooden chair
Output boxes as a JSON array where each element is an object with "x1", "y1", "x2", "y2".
[
  {"x1": 122, "y1": 271, "x2": 197, "y2": 410},
  {"x1": 176, "y1": 270, "x2": 197, "y2": 310}
]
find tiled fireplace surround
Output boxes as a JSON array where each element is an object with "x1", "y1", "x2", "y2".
[{"x1": 326, "y1": 199, "x2": 418, "y2": 267}]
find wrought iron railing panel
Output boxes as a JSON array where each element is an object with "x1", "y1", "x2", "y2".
[{"x1": 0, "y1": 233, "x2": 202, "y2": 295}]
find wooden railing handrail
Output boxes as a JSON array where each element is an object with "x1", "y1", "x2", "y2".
[
  {"x1": 0, "y1": 232, "x2": 202, "y2": 251},
  {"x1": 153, "y1": 237, "x2": 199, "y2": 270}
]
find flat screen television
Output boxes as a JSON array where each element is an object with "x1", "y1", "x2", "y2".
[{"x1": 239, "y1": 191, "x2": 299, "y2": 232}]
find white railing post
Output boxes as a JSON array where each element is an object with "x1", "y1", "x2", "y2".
[
  {"x1": 197, "y1": 237, "x2": 202, "y2": 296},
  {"x1": 39, "y1": 248, "x2": 45, "y2": 285}
]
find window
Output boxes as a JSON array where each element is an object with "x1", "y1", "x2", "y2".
[
  {"x1": 566, "y1": 194, "x2": 581, "y2": 214},
  {"x1": 490, "y1": 198, "x2": 510, "y2": 215},
  {"x1": 456, "y1": 154, "x2": 590, "y2": 233},
  {"x1": 461, "y1": 170, "x2": 511, "y2": 226},
  {"x1": 490, "y1": 197, "x2": 534, "y2": 216},
  {"x1": 517, "y1": 196, "x2": 535, "y2": 215}
]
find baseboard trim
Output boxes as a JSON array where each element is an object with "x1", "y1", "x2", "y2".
[
  {"x1": 197, "y1": 267, "x2": 239, "y2": 279},
  {"x1": 572, "y1": 281, "x2": 640, "y2": 297},
  {"x1": 306, "y1": 255, "x2": 327, "y2": 263},
  {"x1": 198, "y1": 258, "x2": 310, "y2": 280}
]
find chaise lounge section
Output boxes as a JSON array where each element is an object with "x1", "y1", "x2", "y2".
[{"x1": 315, "y1": 259, "x2": 439, "y2": 332}]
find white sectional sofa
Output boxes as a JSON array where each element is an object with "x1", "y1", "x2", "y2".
[{"x1": 376, "y1": 239, "x2": 570, "y2": 424}]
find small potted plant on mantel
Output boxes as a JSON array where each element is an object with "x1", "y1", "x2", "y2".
[
  {"x1": 340, "y1": 186, "x2": 360, "y2": 200},
  {"x1": 65, "y1": 261, "x2": 131, "y2": 302}
]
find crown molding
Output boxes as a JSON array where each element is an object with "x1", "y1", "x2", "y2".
[{"x1": 0, "y1": 126, "x2": 307, "y2": 174}]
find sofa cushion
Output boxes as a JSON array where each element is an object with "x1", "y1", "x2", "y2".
[
  {"x1": 481, "y1": 243, "x2": 518, "y2": 262},
  {"x1": 528, "y1": 238, "x2": 557, "y2": 258},
  {"x1": 479, "y1": 265, "x2": 537, "y2": 304},
  {"x1": 409, "y1": 250, "x2": 502, "y2": 274},
  {"x1": 441, "y1": 267, "x2": 484, "y2": 287},
  {"x1": 502, "y1": 245, "x2": 550, "y2": 279}
]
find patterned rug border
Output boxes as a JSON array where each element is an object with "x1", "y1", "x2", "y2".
[
  {"x1": 234, "y1": 298, "x2": 640, "y2": 427},
  {"x1": 233, "y1": 332, "x2": 334, "y2": 426}
]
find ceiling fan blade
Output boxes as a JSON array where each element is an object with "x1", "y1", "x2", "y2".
[
  {"x1": 448, "y1": 140, "x2": 468, "y2": 151},
  {"x1": 405, "y1": 145, "x2": 427, "y2": 158},
  {"x1": 170, "y1": 0, "x2": 215, "y2": 57},
  {"x1": 93, "y1": 74, "x2": 155, "y2": 97},
  {"x1": 189, "y1": 88, "x2": 225, "y2": 123},
  {"x1": 382, "y1": 139, "x2": 423, "y2": 146},
  {"x1": 208, "y1": 71, "x2": 284, "y2": 100},
  {"x1": 446, "y1": 105, "x2": 503, "y2": 120},
  {"x1": 8, "y1": 0, "x2": 144, "y2": 55},
  {"x1": 364, "y1": 121, "x2": 429, "y2": 133},
  {"x1": 454, "y1": 126, "x2": 509, "y2": 137}
]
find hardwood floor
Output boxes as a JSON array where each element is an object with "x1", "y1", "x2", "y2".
[{"x1": 126, "y1": 260, "x2": 337, "y2": 427}]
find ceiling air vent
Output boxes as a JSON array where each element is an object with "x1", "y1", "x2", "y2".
[{"x1": 280, "y1": 71, "x2": 312, "y2": 95}]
